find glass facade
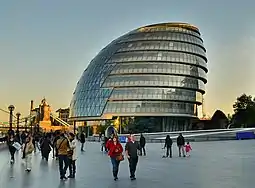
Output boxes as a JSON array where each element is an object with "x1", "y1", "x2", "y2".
[{"x1": 69, "y1": 22, "x2": 208, "y2": 131}]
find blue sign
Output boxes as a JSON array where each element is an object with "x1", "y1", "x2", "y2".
[{"x1": 119, "y1": 136, "x2": 127, "y2": 143}]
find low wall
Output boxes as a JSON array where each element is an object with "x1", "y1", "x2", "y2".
[
  {"x1": 86, "y1": 129, "x2": 240, "y2": 143},
  {"x1": 0, "y1": 142, "x2": 7, "y2": 150},
  {"x1": 86, "y1": 135, "x2": 237, "y2": 143},
  {"x1": 0, "y1": 136, "x2": 7, "y2": 150}
]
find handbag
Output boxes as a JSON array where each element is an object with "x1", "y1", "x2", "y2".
[
  {"x1": 12, "y1": 142, "x2": 21, "y2": 150},
  {"x1": 116, "y1": 154, "x2": 124, "y2": 161},
  {"x1": 67, "y1": 149, "x2": 73, "y2": 158}
]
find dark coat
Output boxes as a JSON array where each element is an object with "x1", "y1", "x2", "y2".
[
  {"x1": 40, "y1": 138, "x2": 52, "y2": 156},
  {"x1": 80, "y1": 133, "x2": 85, "y2": 143},
  {"x1": 165, "y1": 137, "x2": 173, "y2": 147},
  {"x1": 177, "y1": 135, "x2": 185, "y2": 146},
  {"x1": 140, "y1": 136, "x2": 146, "y2": 147}
]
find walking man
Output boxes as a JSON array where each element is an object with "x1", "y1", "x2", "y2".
[
  {"x1": 80, "y1": 131, "x2": 85, "y2": 152},
  {"x1": 125, "y1": 134, "x2": 140, "y2": 180},
  {"x1": 177, "y1": 133, "x2": 185, "y2": 157},
  {"x1": 139, "y1": 134, "x2": 146, "y2": 156}
]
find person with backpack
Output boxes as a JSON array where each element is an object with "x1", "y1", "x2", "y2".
[{"x1": 56, "y1": 133, "x2": 70, "y2": 180}]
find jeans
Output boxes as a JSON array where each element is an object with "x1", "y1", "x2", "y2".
[
  {"x1": 128, "y1": 156, "x2": 138, "y2": 178},
  {"x1": 110, "y1": 157, "x2": 120, "y2": 178},
  {"x1": 58, "y1": 155, "x2": 69, "y2": 178},
  {"x1": 68, "y1": 158, "x2": 76, "y2": 176},
  {"x1": 36, "y1": 141, "x2": 40, "y2": 151},
  {"x1": 166, "y1": 146, "x2": 172, "y2": 158},
  {"x1": 25, "y1": 154, "x2": 32, "y2": 170},
  {"x1": 42, "y1": 151, "x2": 50, "y2": 161},
  {"x1": 178, "y1": 145, "x2": 185, "y2": 157},
  {"x1": 139, "y1": 147, "x2": 146, "y2": 156},
  {"x1": 81, "y1": 143, "x2": 85, "y2": 151},
  {"x1": 9, "y1": 147, "x2": 16, "y2": 161}
]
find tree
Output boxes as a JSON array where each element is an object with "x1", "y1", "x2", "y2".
[
  {"x1": 233, "y1": 94, "x2": 254, "y2": 113},
  {"x1": 232, "y1": 94, "x2": 255, "y2": 127}
]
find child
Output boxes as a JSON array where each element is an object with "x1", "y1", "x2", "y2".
[{"x1": 185, "y1": 142, "x2": 192, "y2": 157}]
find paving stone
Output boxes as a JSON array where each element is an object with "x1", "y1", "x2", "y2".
[{"x1": 0, "y1": 140, "x2": 254, "y2": 188}]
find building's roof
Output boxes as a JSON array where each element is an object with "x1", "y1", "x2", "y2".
[
  {"x1": 137, "y1": 22, "x2": 199, "y2": 33},
  {"x1": 56, "y1": 108, "x2": 70, "y2": 113}
]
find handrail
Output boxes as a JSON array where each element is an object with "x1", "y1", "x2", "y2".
[
  {"x1": 50, "y1": 113, "x2": 69, "y2": 125},
  {"x1": 50, "y1": 113, "x2": 71, "y2": 127}
]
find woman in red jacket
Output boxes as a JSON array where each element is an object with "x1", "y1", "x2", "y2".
[{"x1": 108, "y1": 135, "x2": 123, "y2": 181}]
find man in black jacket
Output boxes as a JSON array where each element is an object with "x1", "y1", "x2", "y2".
[
  {"x1": 139, "y1": 134, "x2": 146, "y2": 156},
  {"x1": 177, "y1": 133, "x2": 185, "y2": 157},
  {"x1": 80, "y1": 131, "x2": 85, "y2": 152},
  {"x1": 125, "y1": 134, "x2": 140, "y2": 180}
]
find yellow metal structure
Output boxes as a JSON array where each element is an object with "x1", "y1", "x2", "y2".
[{"x1": 137, "y1": 22, "x2": 199, "y2": 33}]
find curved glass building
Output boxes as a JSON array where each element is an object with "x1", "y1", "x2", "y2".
[{"x1": 69, "y1": 22, "x2": 208, "y2": 131}]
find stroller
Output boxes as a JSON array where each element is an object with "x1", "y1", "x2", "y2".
[{"x1": 161, "y1": 141, "x2": 167, "y2": 158}]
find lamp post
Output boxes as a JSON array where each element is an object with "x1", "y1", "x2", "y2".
[
  {"x1": 30, "y1": 117, "x2": 33, "y2": 133},
  {"x1": 8, "y1": 105, "x2": 15, "y2": 133},
  {"x1": 25, "y1": 118, "x2": 28, "y2": 132},
  {"x1": 16, "y1": 112, "x2": 21, "y2": 132},
  {"x1": 73, "y1": 121, "x2": 76, "y2": 135}
]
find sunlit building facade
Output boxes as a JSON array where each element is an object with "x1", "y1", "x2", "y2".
[{"x1": 69, "y1": 22, "x2": 208, "y2": 131}]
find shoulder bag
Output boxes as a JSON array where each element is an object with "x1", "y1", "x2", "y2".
[{"x1": 56, "y1": 138, "x2": 66, "y2": 156}]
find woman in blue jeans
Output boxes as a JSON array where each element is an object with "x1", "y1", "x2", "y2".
[{"x1": 107, "y1": 135, "x2": 123, "y2": 181}]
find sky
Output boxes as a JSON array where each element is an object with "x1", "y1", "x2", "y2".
[{"x1": 1, "y1": 0, "x2": 255, "y2": 121}]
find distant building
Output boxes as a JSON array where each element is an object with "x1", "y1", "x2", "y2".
[
  {"x1": 56, "y1": 108, "x2": 70, "y2": 122},
  {"x1": 192, "y1": 110, "x2": 229, "y2": 129}
]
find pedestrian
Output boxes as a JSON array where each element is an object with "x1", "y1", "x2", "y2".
[
  {"x1": 56, "y1": 133, "x2": 70, "y2": 180},
  {"x1": 100, "y1": 134, "x2": 105, "y2": 152},
  {"x1": 22, "y1": 136, "x2": 34, "y2": 172},
  {"x1": 40, "y1": 134, "x2": 52, "y2": 161},
  {"x1": 107, "y1": 135, "x2": 123, "y2": 181},
  {"x1": 177, "y1": 133, "x2": 185, "y2": 157},
  {"x1": 7, "y1": 134, "x2": 17, "y2": 164},
  {"x1": 125, "y1": 134, "x2": 140, "y2": 180},
  {"x1": 139, "y1": 134, "x2": 146, "y2": 156},
  {"x1": 80, "y1": 131, "x2": 85, "y2": 151},
  {"x1": 185, "y1": 142, "x2": 192, "y2": 157},
  {"x1": 164, "y1": 135, "x2": 173, "y2": 158},
  {"x1": 53, "y1": 131, "x2": 60, "y2": 158},
  {"x1": 67, "y1": 133, "x2": 77, "y2": 178}
]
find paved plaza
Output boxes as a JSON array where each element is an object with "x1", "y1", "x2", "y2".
[{"x1": 0, "y1": 140, "x2": 255, "y2": 188}]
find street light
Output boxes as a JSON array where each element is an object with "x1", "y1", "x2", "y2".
[
  {"x1": 25, "y1": 118, "x2": 28, "y2": 132},
  {"x1": 8, "y1": 105, "x2": 15, "y2": 132},
  {"x1": 16, "y1": 112, "x2": 21, "y2": 132}
]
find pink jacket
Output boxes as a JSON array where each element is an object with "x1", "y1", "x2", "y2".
[{"x1": 185, "y1": 144, "x2": 192, "y2": 152}]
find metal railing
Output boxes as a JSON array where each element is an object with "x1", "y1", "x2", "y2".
[{"x1": 50, "y1": 113, "x2": 71, "y2": 127}]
